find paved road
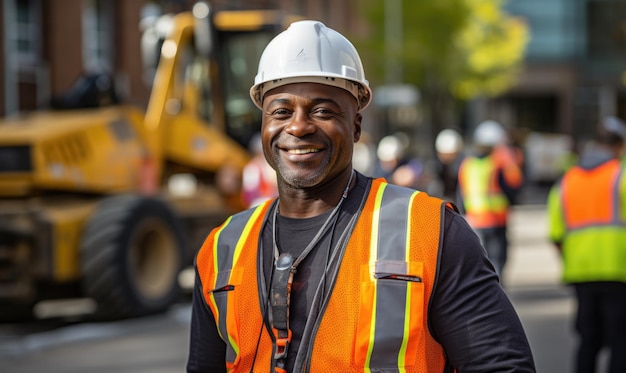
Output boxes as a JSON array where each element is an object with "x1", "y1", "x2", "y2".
[
  {"x1": 0, "y1": 204, "x2": 592, "y2": 372},
  {"x1": 505, "y1": 205, "x2": 577, "y2": 373},
  {"x1": 0, "y1": 303, "x2": 192, "y2": 373}
]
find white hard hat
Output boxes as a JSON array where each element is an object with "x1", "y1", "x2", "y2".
[
  {"x1": 377, "y1": 135, "x2": 405, "y2": 162},
  {"x1": 473, "y1": 120, "x2": 506, "y2": 146},
  {"x1": 249, "y1": 20, "x2": 372, "y2": 111},
  {"x1": 602, "y1": 116, "x2": 626, "y2": 140},
  {"x1": 435, "y1": 129, "x2": 463, "y2": 154}
]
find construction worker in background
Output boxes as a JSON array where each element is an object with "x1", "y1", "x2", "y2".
[
  {"x1": 188, "y1": 20, "x2": 535, "y2": 372},
  {"x1": 241, "y1": 132, "x2": 278, "y2": 207},
  {"x1": 507, "y1": 127, "x2": 526, "y2": 176},
  {"x1": 547, "y1": 116, "x2": 626, "y2": 373},
  {"x1": 351, "y1": 131, "x2": 377, "y2": 176},
  {"x1": 374, "y1": 133, "x2": 428, "y2": 189},
  {"x1": 457, "y1": 120, "x2": 524, "y2": 281},
  {"x1": 433, "y1": 128, "x2": 465, "y2": 201}
]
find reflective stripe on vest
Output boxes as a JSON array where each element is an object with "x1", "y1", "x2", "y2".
[
  {"x1": 357, "y1": 182, "x2": 423, "y2": 369},
  {"x1": 196, "y1": 179, "x2": 449, "y2": 372},
  {"x1": 561, "y1": 159, "x2": 624, "y2": 230},
  {"x1": 200, "y1": 202, "x2": 271, "y2": 370},
  {"x1": 459, "y1": 156, "x2": 509, "y2": 228}
]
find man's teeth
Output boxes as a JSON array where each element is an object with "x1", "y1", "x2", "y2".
[{"x1": 288, "y1": 148, "x2": 320, "y2": 154}]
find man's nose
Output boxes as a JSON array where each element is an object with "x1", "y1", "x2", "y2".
[{"x1": 285, "y1": 109, "x2": 315, "y2": 137}]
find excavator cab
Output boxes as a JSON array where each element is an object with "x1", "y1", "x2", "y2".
[{"x1": 141, "y1": 3, "x2": 283, "y2": 150}]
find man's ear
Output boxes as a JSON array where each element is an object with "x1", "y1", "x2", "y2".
[{"x1": 353, "y1": 113, "x2": 362, "y2": 143}]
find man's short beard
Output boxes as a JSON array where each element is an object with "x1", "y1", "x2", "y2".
[{"x1": 276, "y1": 161, "x2": 329, "y2": 189}]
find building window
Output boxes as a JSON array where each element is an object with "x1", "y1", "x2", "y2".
[
  {"x1": 82, "y1": 0, "x2": 113, "y2": 73},
  {"x1": 587, "y1": 0, "x2": 626, "y2": 58},
  {"x1": 14, "y1": 0, "x2": 41, "y2": 65},
  {"x1": 3, "y1": 0, "x2": 45, "y2": 113}
]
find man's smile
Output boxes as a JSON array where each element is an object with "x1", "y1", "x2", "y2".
[{"x1": 286, "y1": 148, "x2": 321, "y2": 155}]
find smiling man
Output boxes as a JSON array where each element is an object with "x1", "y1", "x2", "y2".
[{"x1": 187, "y1": 20, "x2": 535, "y2": 373}]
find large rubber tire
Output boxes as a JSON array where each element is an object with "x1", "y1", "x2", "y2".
[
  {"x1": 0, "y1": 302, "x2": 35, "y2": 322},
  {"x1": 80, "y1": 195, "x2": 186, "y2": 319}
]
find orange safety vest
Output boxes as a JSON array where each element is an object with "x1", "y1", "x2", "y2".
[
  {"x1": 196, "y1": 178, "x2": 453, "y2": 372},
  {"x1": 555, "y1": 159, "x2": 626, "y2": 283},
  {"x1": 458, "y1": 154, "x2": 516, "y2": 228},
  {"x1": 561, "y1": 159, "x2": 623, "y2": 229}
]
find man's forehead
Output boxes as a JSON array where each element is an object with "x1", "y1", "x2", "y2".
[{"x1": 263, "y1": 82, "x2": 356, "y2": 105}]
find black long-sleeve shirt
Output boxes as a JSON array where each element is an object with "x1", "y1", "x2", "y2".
[{"x1": 187, "y1": 173, "x2": 535, "y2": 372}]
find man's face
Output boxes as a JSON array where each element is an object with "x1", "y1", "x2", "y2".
[{"x1": 260, "y1": 82, "x2": 362, "y2": 190}]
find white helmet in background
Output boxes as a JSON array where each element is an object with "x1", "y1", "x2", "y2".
[
  {"x1": 473, "y1": 120, "x2": 506, "y2": 147},
  {"x1": 249, "y1": 20, "x2": 372, "y2": 111},
  {"x1": 602, "y1": 116, "x2": 626, "y2": 140},
  {"x1": 435, "y1": 129, "x2": 463, "y2": 154},
  {"x1": 377, "y1": 135, "x2": 406, "y2": 162}
]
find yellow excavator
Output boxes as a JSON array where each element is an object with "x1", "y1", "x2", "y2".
[{"x1": 0, "y1": 2, "x2": 298, "y2": 320}]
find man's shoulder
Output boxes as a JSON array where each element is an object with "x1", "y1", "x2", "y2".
[
  {"x1": 211, "y1": 201, "x2": 274, "y2": 234},
  {"x1": 369, "y1": 180, "x2": 458, "y2": 214}
]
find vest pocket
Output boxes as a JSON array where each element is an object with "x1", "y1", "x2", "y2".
[
  {"x1": 355, "y1": 261, "x2": 425, "y2": 369},
  {"x1": 208, "y1": 268, "x2": 245, "y2": 367}
]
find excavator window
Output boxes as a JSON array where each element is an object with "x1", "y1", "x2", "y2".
[
  {"x1": 176, "y1": 43, "x2": 213, "y2": 122},
  {"x1": 218, "y1": 31, "x2": 275, "y2": 148}
]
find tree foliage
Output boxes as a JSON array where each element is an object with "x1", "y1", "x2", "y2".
[{"x1": 355, "y1": 0, "x2": 529, "y2": 101}]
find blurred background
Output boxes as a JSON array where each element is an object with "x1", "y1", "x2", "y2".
[
  {"x1": 3, "y1": 0, "x2": 625, "y2": 197},
  {"x1": 0, "y1": 0, "x2": 624, "y2": 372}
]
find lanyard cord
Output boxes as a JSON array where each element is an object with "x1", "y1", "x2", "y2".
[
  {"x1": 269, "y1": 169, "x2": 354, "y2": 371},
  {"x1": 297, "y1": 178, "x2": 370, "y2": 373},
  {"x1": 272, "y1": 169, "x2": 354, "y2": 268}
]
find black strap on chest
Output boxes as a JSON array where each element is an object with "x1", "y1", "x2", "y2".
[{"x1": 270, "y1": 253, "x2": 295, "y2": 372}]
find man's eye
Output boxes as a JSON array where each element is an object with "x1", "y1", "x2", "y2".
[
  {"x1": 272, "y1": 108, "x2": 291, "y2": 116},
  {"x1": 312, "y1": 108, "x2": 334, "y2": 118}
]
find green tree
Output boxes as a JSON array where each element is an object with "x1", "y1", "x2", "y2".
[{"x1": 355, "y1": 0, "x2": 529, "y2": 130}]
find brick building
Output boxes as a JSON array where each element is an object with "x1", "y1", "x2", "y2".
[{"x1": 0, "y1": 0, "x2": 362, "y2": 117}]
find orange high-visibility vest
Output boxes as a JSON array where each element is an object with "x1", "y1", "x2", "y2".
[
  {"x1": 458, "y1": 155, "x2": 516, "y2": 228},
  {"x1": 195, "y1": 178, "x2": 452, "y2": 372},
  {"x1": 553, "y1": 159, "x2": 626, "y2": 283},
  {"x1": 561, "y1": 159, "x2": 622, "y2": 229}
]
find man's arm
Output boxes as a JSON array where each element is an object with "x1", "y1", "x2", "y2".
[
  {"x1": 546, "y1": 183, "x2": 565, "y2": 255},
  {"x1": 429, "y1": 209, "x2": 536, "y2": 372},
  {"x1": 187, "y1": 272, "x2": 227, "y2": 373},
  {"x1": 497, "y1": 167, "x2": 521, "y2": 205}
]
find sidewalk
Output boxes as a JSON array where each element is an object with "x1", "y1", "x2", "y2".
[
  {"x1": 505, "y1": 204, "x2": 561, "y2": 288},
  {"x1": 505, "y1": 204, "x2": 577, "y2": 373}
]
